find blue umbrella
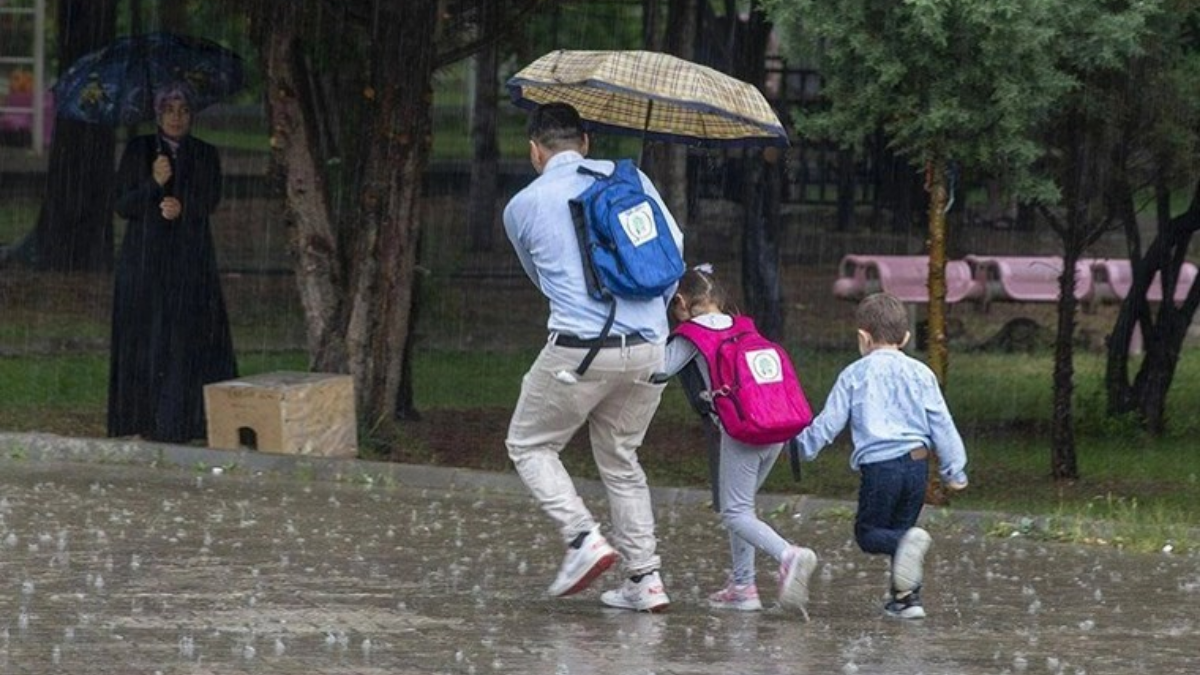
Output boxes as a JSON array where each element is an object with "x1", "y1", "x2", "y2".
[{"x1": 52, "y1": 32, "x2": 245, "y2": 126}]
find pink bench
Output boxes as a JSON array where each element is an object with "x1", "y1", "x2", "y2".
[
  {"x1": 0, "y1": 91, "x2": 54, "y2": 147},
  {"x1": 1090, "y1": 259, "x2": 1198, "y2": 305},
  {"x1": 832, "y1": 254, "x2": 984, "y2": 304},
  {"x1": 963, "y1": 255, "x2": 1094, "y2": 304}
]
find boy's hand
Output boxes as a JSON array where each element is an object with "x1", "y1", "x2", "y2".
[{"x1": 946, "y1": 479, "x2": 968, "y2": 491}]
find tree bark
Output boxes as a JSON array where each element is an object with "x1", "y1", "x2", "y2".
[
  {"x1": 733, "y1": 1, "x2": 786, "y2": 338},
  {"x1": 156, "y1": 0, "x2": 188, "y2": 30},
  {"x1": 1051, "y1": 244, "x2": 1080, "y2": 481},
  {"x1": 344, "y1": 1, "x2": 437, "y2": 430},
  {"x1": 641, "y1": 0, "x2": 695, "y2": 226},
  {"x1": 1043, "y1": 98, "x2": 1115, "y2": 481},
  {"x1": 261, "y1": 8, "x2": 348, "y2": 373},
  {"x1": 836, "y1": 147, "x2": 855, "y2": 229},
  {"x1": 1106, "y1": 178, "x2": 1200, "y2": 434},
  {"x1": 925, "y1": 157, "x2": 949, "y2": 385},
  {"x1": 923, "y1": 156, "x2": 950, "y2": 506},
  {"x1": 741, "y1": 148, "x2": 786, "y2": 339}
]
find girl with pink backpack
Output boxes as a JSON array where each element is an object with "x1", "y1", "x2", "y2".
[{"x1": 654, "y1": 265, "x2": 818, "y2": 616}]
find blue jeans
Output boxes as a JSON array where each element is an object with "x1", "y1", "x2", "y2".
[{"x1": 854, "y1": 451, "x2": 928, "y2": 557}]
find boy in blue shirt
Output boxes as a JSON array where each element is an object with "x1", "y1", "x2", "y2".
[{"x1": 795, "y1": 292, "x2": 968, "y2": 619}]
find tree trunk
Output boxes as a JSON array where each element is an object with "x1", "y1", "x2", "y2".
[
  {"x1": 1106, "y1": 179, "x2": 1200, "y2": 434},
  {"x1": 1043, "y1": 101, "x2": 1113, "y2": 481},
  {"x1": 344, "y1": 2, "x2": 437, "y2": 430},
  {"x1": 156, "y1": 0, "x2": 188, "y2": 29},
  {"x1": 641, "y1": 0, "x2": 695, "y2": 226},
  {"x1": 733, "y1": 1, "x2": 786, "y2": 338},
  {"x1": 741, "y1": 148, "x2": 786, "y2": 340},
  {"x1": 396, "y1": 229, "x2": 425, "y2": 422},
  {"x1": 8, "y1": 0, "x2": 119, "y2": 272},
  {"x1": 836, "y1": 147, "x2": 855, "y2": 229},
  {"x1": 1050, "y1": 248, "x2": 1080, "y2": 480},
  {"x1": 466, "y1": 0, "x2": 499, "y2": 253},
  {"x1": 1103, "y1": 171, "x2": 1145, "y2": 416},
  {"x1": 261, "y1": 9, "x2": 348, "y2": 373},
  {"x1": 921, "y1": 156, "x2": 951, "y2": 506},
  {"x1": 925, "y1": 157, "x2": 949, "y2": 385}
]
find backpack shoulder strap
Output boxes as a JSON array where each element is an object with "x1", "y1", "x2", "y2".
[
  {"x1": 674, "y1": 320, "x2": 727, "y2": 372},
  {"x1": 576, "y1": 159, "x2": 622, "y2": 181},
  {"x1": 729, "y1": 314, "x2": 758, "y2": 335}
]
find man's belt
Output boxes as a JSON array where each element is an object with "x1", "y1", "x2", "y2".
[{"x1": 553, "y1": 333, "x2": 647, "y2": 349}]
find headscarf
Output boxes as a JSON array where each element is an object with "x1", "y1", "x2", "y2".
[
  {"x1": 153, "y1": 82, "x2": 196, "y2": 116},
  {"x1": 154, "y1": 82, "x2": 196, "y2": 151}
]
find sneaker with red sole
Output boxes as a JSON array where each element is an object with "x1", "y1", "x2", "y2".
[{"x1": 547, "y1": 529, "x2": 618, "y2": 597}]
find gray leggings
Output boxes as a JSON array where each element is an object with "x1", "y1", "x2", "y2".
[{"x1": 717, "y1": 434, "x2": 794, "y2": 586}]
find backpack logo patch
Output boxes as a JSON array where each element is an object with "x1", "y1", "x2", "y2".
[
  {"x1": 745, "y1": 349, "x2": 783, "y2": 384},
  {"x1": 617, "y1": 202, "x2": 658, "y2": 247}
]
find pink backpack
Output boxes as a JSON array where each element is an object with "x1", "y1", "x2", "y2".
[{"x1": 673, "y1": 315, "x2": 813, "y2": 445}]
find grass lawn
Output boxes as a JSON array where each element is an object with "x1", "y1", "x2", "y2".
[{"x1": 3, "y1": 333, "x2": 1199, "y2": 554}]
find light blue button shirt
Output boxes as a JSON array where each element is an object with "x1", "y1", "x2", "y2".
[
  {"x1": 796, "y1": 349, "x2": 969, "y2": 485},
  {"x1": 503, "y1": 150, "x2": 684, "y2": 343}
]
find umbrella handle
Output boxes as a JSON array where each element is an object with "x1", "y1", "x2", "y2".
[
  {"x1": 153, "y1": 137, "x2": 173, "y2": 197},
  {"x1": 636, "y1": 99, "x2": 654, "y2": 167}
]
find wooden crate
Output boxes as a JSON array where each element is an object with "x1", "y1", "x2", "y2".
[{"x1": 203, "y1": 372, "x2": 357, "y2": 458}]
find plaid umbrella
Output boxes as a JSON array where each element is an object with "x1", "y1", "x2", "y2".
[{"x1": 507, "y1": 50, "x2": 788, "y2": 148}]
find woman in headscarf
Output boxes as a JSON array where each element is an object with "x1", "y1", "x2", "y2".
[{"x1": 107, "y1": 82, "x2": 237, "y2": 443}]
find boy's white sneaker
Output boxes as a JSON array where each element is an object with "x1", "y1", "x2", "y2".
[
  {"x1": 547, "y1": 529, "x2": 618, "y2": 597},
  {"x1": 600, "y1": 571, "x2": 670, "y2": 613},
  {"x1": 892, "y1": 527, "x2": 932, "y2": 593},
  {"x1": 777, "y1": 546, "x2": 818, "y2": 613}
]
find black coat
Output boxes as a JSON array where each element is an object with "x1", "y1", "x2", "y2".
[{"x1": 107, "y1": 133, "x2": 237, "y2": 442}]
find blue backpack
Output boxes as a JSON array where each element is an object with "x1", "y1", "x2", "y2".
[
  {"x1": 567, "y1": 160, "x2": 684, "y2": 374},
  {"x1": 569, "y1": 160, "x2": 685, "y2": 301}
]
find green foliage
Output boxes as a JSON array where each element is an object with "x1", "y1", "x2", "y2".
[
  {"x1": 522, "y1": 1, "x2": 645, "y2": 56},
  {"x1": 987, "y1": 494, "x2": 1196, "y2": 554},
  {"x1": 764, "y1": 0, "x2": 1161, "y2": 202}
]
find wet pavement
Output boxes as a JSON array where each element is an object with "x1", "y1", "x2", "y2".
[{"x1": 0, "y1": 439, "x2": 1197, "y2": 674}]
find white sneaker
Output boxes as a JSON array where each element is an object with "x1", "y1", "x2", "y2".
[
  {"x1": 547, "y1": 529, "x2": 618, "y2": 597},
  {"x1": 892, "y1": 527, "x2": 932, "y2": 593},
  {"x1": 600, "y1": 571, "x2": 670, "y2": 613},
  {"x1": 777, "y1": 546, "x2": 818, "y2": 613}
]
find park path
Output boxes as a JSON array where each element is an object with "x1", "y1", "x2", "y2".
[{"x1": 0, "y1": 450, "x2": 1197, "y2": 674}]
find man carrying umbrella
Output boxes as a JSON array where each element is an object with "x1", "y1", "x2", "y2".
[{"x1": 502, "y1": 102, "x2": 684, "y2": 612}]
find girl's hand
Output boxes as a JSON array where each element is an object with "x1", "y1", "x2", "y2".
[
  {"x1": 152, "y1": 154, "x2": 173, "y2": 186},
  {"x1": 160, "y1": 197, "x2": 182, "y2": 221}
]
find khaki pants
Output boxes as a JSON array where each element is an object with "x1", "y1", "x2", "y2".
[{"x1": 506, "y1": 338, "x2": 666, "y2": 576}]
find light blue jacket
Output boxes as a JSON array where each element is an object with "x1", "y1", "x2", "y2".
[
  {"x1": 502, "y1": 151, "x2": 684, "y2": 343},
  {"x1": 796, "y1": 348, "x2": 969, "y2": 485}
]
